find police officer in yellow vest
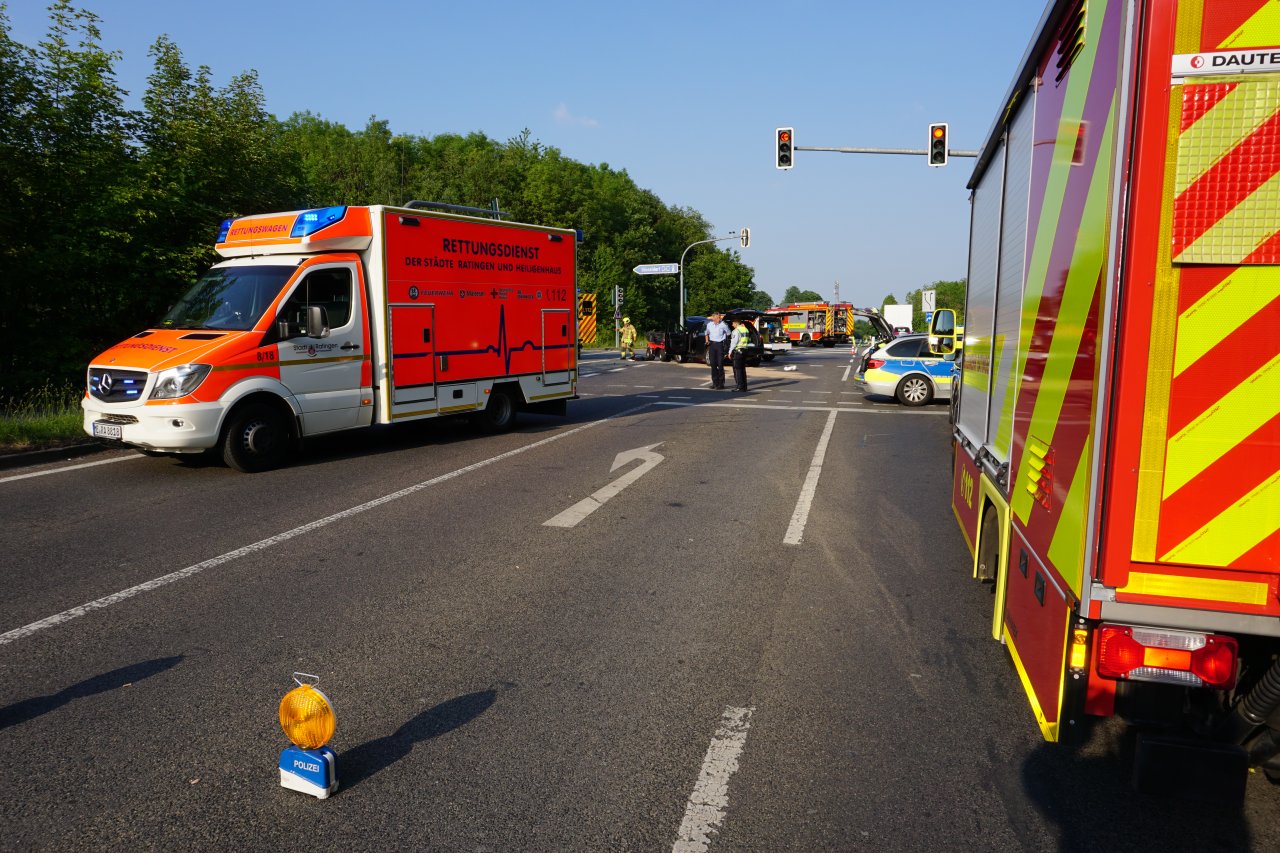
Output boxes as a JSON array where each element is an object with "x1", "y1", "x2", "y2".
[
  {"x1": 729, "y1": 318, "x2": 751, "y2": 392},
  {"x1": 619, "y1": 317, "x2": 637, "y2": 360}
]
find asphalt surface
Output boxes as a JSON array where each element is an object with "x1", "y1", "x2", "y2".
[{"x1": 0, "y1": 348, "x2": 1271, "y2": 851}]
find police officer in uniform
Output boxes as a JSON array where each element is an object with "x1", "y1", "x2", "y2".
[
  {"x1": 729, "y1": 318, "x2": 751, "y2": 392},
  {"x1": 704, "y1": 310, "x2": 729, "y2": 388}
]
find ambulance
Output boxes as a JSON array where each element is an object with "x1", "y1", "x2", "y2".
[
  {"x1": 932, "y1": 0, "x2": 1279, "y2": 800},
  {"x1": 82, "y1": 203, "x2": 578, "y2": 471}
]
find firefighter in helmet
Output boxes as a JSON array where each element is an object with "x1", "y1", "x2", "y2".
[{"x1": 620, "y1": 316, "x2": 637, "y2": 360}]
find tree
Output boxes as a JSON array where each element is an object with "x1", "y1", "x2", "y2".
[
  {"x1": 0, "y1": 0, "x2": 137, "y2": 393},
  {"x1": 747, "y1": 289, "x2": 775, "y2": 312},
  {"x1": 903, "y1": 279, "x2": 966, "y2": 331},
  {"x1": 781, "y1": 285, "x2": 823, "y2": 304}
]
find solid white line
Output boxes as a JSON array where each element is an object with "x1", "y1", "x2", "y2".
[
  {"x1": 841, "y1": 364, "x2": 852, "y2": 382},
  {"x1": 784, "y1": 410, "x2": 838, "y2": 545},
  {"x1": 0, "y1": 403, "x2": 655, "y2": 647},
  {"x1": 654, "y1": 401, "x2": 947, "y2": 415},
  {"x1": 0, "y1": 453, "x2": 141, "y2": 484},
  {"x1": 609, "y1": 367, "x2": 627, "y2": 373},
  {"x1": 673, "y1": 706, "x2": 755, "y2": 853}
]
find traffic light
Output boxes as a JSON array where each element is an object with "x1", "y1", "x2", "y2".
[
  {"x1": 928, "y1": 123, "x2": 948, "y2": 167},
  {"x1": 776, "y1": 127, "x2": 794, "y2": 170},
  {"x1": 739, "y1": 227, "x2": 750, "y2": 248}
]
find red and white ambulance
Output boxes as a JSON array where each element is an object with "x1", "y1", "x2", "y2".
[{"x1": 82, "y1": 203, "x2": 578, "y2": 471}]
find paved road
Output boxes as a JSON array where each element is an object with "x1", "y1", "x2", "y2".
[{"x1": 0, "y1": 349, "x2": 1270, "y2": 850}]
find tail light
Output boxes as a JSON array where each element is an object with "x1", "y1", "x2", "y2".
[
  {"x1": 1096, "y1": 624, "x2": 1238, "y2": 689},
  {"x1": 867, "y1": 358, "x2": 886, "y2": 370}
]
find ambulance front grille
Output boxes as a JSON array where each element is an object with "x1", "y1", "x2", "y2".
[{"x1": 88, "y1": 368, "x2": 148, "y2": 402}]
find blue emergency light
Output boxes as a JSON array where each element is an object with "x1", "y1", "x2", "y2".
[
  {"x1": 216, "y1": 219, "x2": 232, "y2": 243},
  {"x1": 290, "y1": 206, "x2": 347, "y2": 238}
]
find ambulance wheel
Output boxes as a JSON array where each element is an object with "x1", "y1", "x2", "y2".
[
  {"x1": 477, "y1": 388, "x2": 516, "y2": 433},
  {"x1": 977, "y1": 507, "x2": 1000, "y2": 582},
  {"x1": 895, "y1": 375, "x2": 933, "y2": 407},
  {"x1": 221, "y1": 402, "x2": 292, "y2": 473}
]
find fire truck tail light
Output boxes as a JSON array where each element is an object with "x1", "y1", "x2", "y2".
[{"x1": 1096, "y1": 624, "x2": 1237, "y2": 689}]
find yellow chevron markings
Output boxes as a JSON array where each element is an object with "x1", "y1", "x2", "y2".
[
  {"x1": 1160, "y1": 472, "x2": 1280, "y2": 568},
  {"x1": 1174, "y1": 267, "x2": 1280, "y2": 376},
  {"x1": 1163, "y1": 351, "x2": 1280, "y2": 497},
  {"x1": 1175, "y1": 168, "x2": 1280, "y2": 264},
  {"x1": 1218, "y1": 2, "x2": 1280, "y2": 49},
  {"x1": 1173, "y1": 80, "x2": 1280, "y2": 195}
]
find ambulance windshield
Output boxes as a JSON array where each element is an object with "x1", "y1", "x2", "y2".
[{"x1": 159, "y1": 266, "x2": 294, "y2": 331}]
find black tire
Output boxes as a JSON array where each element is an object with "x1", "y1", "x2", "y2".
[
  {"x1": 673, "y1": 353, "x2": 685, "y2": 364},
  {"x1": 801, "y1": 334, "x2": 811, "y2": 347},
  {"x1": 895, "y1": 375, "x2": 934, "y2": 407},
  {"x1": 977, "y1": 507, "x2": 1001, "y2": 582},
  {"x1": 476, "y1": 388, "x2": 517, "y2": 433},
  {"x1": 762, "y1": 353, "x2": 775, "y2": 362},
  {"x1": 660, "y1": 351, "x2": 671, "y2": 362},
  {"x1": 221, "y1": 402, "x2": 292, "y2": 473}
]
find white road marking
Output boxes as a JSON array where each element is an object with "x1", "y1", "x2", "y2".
[
  {"x1": 609, "y1": 367, "x2": 627, "y2": 373},
  {"x1": 673, "y1": 706, "x2": 755, "y2": 853},
  {"x1": 841, "y1": 364, "x2": 852, "y2": 382},
  {"x1": 0, "y1": 403, "x2": 655, "y2": 647},
  {"x1": 543, "y1": 443, "x2": 664, "y2": 528},
  {"x1": 0, "y1": 454, "x2": 141, "y2": 484},
  {"x1": 784, "y1": 410, "x2": 838, "y2": 545},
  {"x1": 655, "y1": 401, "x2": 947, "y2": 415}
]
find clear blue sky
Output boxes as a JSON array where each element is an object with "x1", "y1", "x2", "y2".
[{"x1": 9, "y1": 1, "x2": 1048, "y2": 309}]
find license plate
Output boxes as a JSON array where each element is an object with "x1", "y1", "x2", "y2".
[{"x1": 92, "y1": 421, "x2": 123, "y2": 440}]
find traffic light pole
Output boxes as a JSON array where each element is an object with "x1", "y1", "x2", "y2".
[
  {"x1": 794, "y1": 146, "x2": 979, "y2": 157},
  {"x1": 679, "y1": 233, "x2": 739, "y2": 327}
]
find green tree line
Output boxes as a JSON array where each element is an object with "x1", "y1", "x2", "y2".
[{"x1": 0, "y1": 2, "x2": 768, "y2": 396}]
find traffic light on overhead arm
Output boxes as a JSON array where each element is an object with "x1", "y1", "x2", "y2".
[
  {"x1": 776, "y1": 127, "x2": 794, "y2": 170},
  {"x1": 928, "y1": 123, "x2": 948, "y2": 167}
]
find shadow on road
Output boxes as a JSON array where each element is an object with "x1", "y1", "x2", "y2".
[
  {"x1": 339, "y1": 688, "x2": 497, "y2": 790},
  {"x1": 1020, "y1": 723, "x2": 1252, "y2": 852},
  {"x1": 0, "y1": 655, "x2": 184, "y2": 731}
]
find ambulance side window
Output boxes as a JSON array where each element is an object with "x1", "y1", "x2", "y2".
[{"x1": 279, "y1": 268, "x2": 353, "y2": 337}]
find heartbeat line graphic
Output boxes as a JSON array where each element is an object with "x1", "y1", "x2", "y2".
[{"x1": 424, "y1": 304, "x2": 570, "y2": 373}]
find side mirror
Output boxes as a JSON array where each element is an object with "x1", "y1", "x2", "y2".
[
  {"x1": 928, "y1": 309, "x2": 957, "y2": 356},
  {"x1": 304, "y1": 305, "x2": 330, "y2": 339}
]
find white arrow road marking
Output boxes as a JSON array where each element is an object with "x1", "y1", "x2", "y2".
[{"x1": 544, "y1": 442, "x2": 665, "y2": 528}]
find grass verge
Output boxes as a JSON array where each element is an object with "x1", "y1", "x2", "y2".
[{"x1": 0, "y1": 382, "x2": 87, "y2": 452}]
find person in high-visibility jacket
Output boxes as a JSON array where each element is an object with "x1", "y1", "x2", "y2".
[
  {"x1": 729, "y1": 318, "x2": 751, "y2": 392},
  {"x1": 619, "y1": 317, "x2": 637, "y2": 360}
]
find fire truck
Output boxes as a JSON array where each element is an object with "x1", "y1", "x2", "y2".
[
  {"x1": 932, "y1": 0, "x2": 1279, "y2": 800},
  {"x1": 776, "y1": 301, "x2": 856, "y2": 347},
  {"x1": 82, "y1": 203, "x2": 578, "y2": 471}
]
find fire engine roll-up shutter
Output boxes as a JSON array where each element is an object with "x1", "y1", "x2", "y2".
[
  {"x1": 989, "y1": 95, "x2": 1035, "y2": 463},
  {"x1": 961, "y1": 135, "x2": 1004, "y2": 450}
]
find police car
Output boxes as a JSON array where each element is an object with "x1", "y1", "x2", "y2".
[{"x1": 855, "y1": 333, "x2": 954, "y2": 406}]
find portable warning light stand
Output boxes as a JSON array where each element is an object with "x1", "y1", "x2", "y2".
[{"x1": 278, "y1": 673, "x2": 338, "y2": 799}]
